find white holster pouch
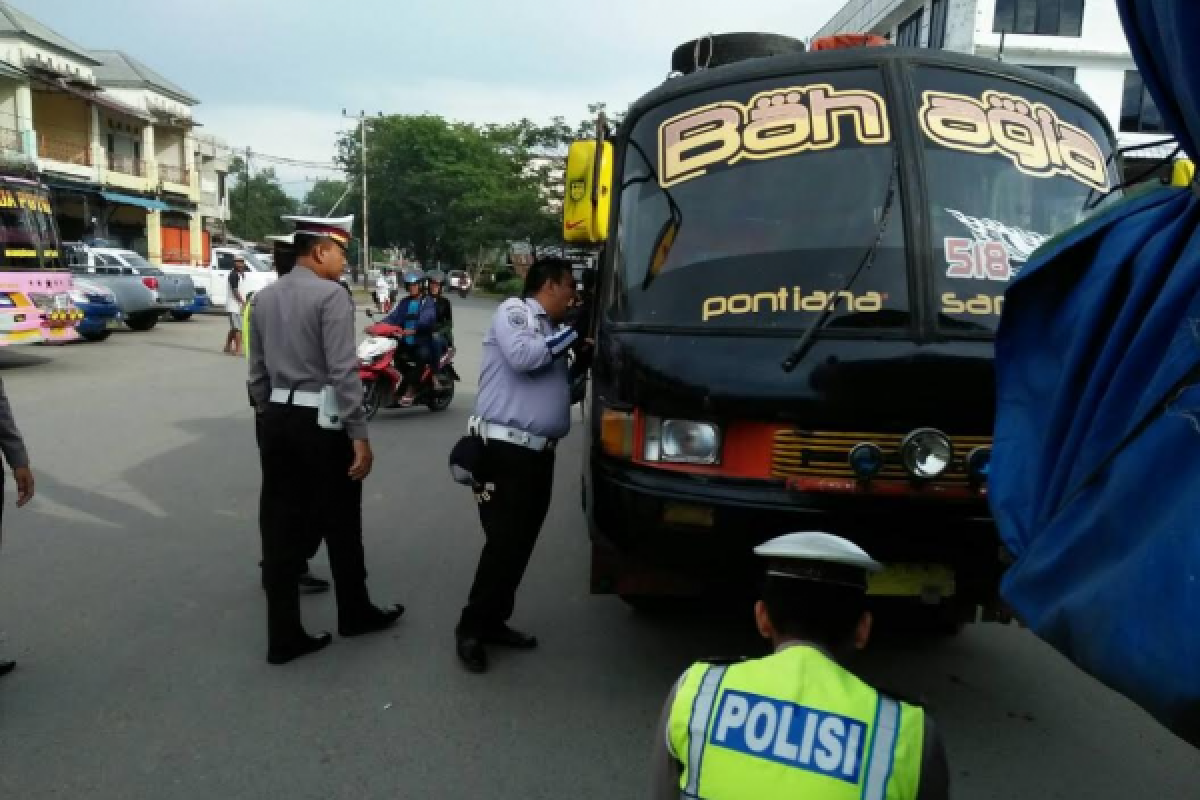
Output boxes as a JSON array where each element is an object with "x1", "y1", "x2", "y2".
[{"x1": 316, "y1": 385, "x2": 345, "y2": 431}]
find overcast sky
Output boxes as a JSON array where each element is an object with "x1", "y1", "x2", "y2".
[{"x1": 18, "y1": 0, "x2": 834, "y2": 193}]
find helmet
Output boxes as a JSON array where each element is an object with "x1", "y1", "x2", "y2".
[
  {"x1": 403, "y1": 270, "x2": 422, "y2": 285},
  {"x1": 427, "y1": 269, "x2": 446, "y2": 285}
]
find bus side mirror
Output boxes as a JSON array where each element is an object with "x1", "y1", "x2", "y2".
[
  {"x1": 563, "y1": 139, "x2": 613, "y2": 244},
  {"x1": 1169, "y1": 159, "x2": 1195, "y2": 188}
]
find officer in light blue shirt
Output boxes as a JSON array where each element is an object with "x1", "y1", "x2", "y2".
[{"x1": 455, "y1": 258, "x2": 588, "y2": 674}]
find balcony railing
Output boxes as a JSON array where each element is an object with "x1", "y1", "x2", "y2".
[
  {"x1": 37, "y1": 134, "x2": 91, "y2": 166},
  {"x1": 107, "y1": 154, "x2": 145, "y2": 177},
  {"x1": 0, "y1": 127, "x2": 22, "y2": 155},
  {"x1": 159, "y1": 164, "x2": 191, "y2": 185}
]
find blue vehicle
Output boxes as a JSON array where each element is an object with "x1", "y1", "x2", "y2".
[
  {"x1": 68, "y1": 278, "x2": 122, "y2": 342},
  {"x1": 171, "y1": 288, "x2": 211, "y2": 320}
]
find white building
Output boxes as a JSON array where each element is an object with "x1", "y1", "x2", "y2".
[{"x1": 815, "y1": 0, "x2": 1177, "y2": 168}]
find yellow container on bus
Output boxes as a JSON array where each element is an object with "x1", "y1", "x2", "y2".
[{"x1": 563, "y1": 140, "x2": 614, "y2": 244}]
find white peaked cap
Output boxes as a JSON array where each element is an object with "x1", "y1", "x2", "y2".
[{"x1": 754, "y1": 532, "x2": 883, "y2": 587}]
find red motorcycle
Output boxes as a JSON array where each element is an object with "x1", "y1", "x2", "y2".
[{"x1": 357, "y1": 314, "x2": 458, "y2": 419}]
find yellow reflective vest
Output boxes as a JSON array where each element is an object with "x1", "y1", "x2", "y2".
[
  {"x1": 242, "y1": 296, "x2": 254, "y2": 360},
  {"x1": 668, "y1": 645, "x2": 924, "y2": 800}
]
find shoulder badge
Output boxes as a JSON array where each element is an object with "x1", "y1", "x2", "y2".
[{"x1": 506, "y1": 306, "x2": 528, "y2": 329}]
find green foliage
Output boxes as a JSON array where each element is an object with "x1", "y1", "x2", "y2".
[
  {"x1": 494, "y1": 277, "x2": 525, "y2": 296},
  {"x1": 228, "y1": 156, "x2": 297, "y2": 242},
  {"x1": 302, "y1": 179, "x2": 350, "y2": 217},
  {"x1": 336, "y1": 103, "x2": 622, "y2": 268}
]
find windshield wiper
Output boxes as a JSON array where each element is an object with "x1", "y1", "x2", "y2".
[{"x1": 781, "y1": 151, "x2": 900, "y2": 373}]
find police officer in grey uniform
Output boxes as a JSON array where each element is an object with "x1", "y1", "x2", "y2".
[
  {"x1": 0, "y1": 377, "x2": 34, "y2": 678},
  {"x1": 248, "y1": 214, "x2": 403, "y2": 666},
  {"x1": 455, "y1": 258, "x2": 587, "y2": 673},
  {"x1": 253, "y1": 233, "x2": 330, "y2": 596}
]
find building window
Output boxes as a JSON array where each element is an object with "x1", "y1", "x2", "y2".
[
  {"x1": 929, "y1": 0, "x2": 948, "y2": 48},
  {"x1": 896, "y1": 7, "x2": 925, "y2": 47},
  {"x1": 1120, "y1": 70, "x2": 1165, "y2": 134},
  {"x1": 994, "y1": 0, "x2": 1085, "y2": 37},
  {"x1": 1023, "y1": 65, "x2": 1077, "y2": 83}
]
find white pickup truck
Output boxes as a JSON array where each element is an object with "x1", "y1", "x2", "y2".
[{"x1": 163, "y1": 247, "x2": 276, "y2": 309}]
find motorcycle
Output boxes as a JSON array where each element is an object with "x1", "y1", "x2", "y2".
[{"x1": 358, "y1": 311, "x2": 459, "y2": 419}]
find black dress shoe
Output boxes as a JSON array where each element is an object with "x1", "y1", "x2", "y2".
[
  {"x1": 482, "y1": 624, "x2": 538, "y2": 649},
  {"x1": 456, "y1": 635, "x2": 488, "y2": 673},
  {"x1": 298, "y1": 573, "x2": 331, "y2": 595},
  {"x1": 339, "y1": 604, "x2": 405, "y2": 637},
  {"x1": 267, "y1": 632, "x2": 332, "y2": 666},
  {"x1": 0, "y1": 660, "x2": 15, "y2": 677}
]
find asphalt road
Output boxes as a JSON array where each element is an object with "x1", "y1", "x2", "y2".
[{"x1": 0, "y1": 298, "x2": 1195, "y2": 799}]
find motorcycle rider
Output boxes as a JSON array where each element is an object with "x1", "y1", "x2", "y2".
[
  {"x1": 426, "y1": 269, "x2": 454, "y2": 384},
  {"x1": 380, "y1": 270, "x2": 438, "y2": 405}
]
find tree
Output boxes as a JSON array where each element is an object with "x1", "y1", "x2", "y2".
[
  {"x1": 228, "y1": 156, "x2": 296, "y2": 242},
  {"x1": 302, "y1": 179, "x2": 350, "y2": 217},
  {"x1": 337, "y1": 115, "x2": 558, "y2": 267}
]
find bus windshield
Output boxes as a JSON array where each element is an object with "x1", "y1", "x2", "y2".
[
  {"x1": 611, "y1": 65, "x2": 1119, "y2": 336},
  {"x1": 613, "y1": 68, "x2": 907, "y2": 333},
  {"x1": 0, "y1": 182, "x2": 64, "y2": 270},
  {"x1": 918, "y1": 66, "x2": 1120, "y2": 334}
]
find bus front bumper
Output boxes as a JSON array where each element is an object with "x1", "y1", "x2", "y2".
[{"x1": 588, "y1": 458, "x2": 1006, "y2": 610}]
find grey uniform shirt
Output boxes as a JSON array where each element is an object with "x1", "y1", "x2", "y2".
[
  {"x1": 247, "y1": 265, "x2": 368, "y2": 440},
  {"x1": 475, "y1": 297, "x2": 578, "y2": 439},
  {"x1": 650, "y1": 642, "x2": 950, "y2": 800},
  {"x1": 0, "y1": 377, "x2": 28, "y2": 470}
]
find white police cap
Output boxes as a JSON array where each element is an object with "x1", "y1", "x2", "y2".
[
  {"x1": 754, "y1": 532, "x2": 882, "y2": 589},
  {"x1": 266, "y1": 233, "x2": 294, "y2": 245},
  {"x1": 281, "y1": 214, "x2": 354, "y2": 248}
]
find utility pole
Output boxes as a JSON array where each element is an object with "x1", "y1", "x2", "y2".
[
  {"x1": 343, "y1": 109, "x2": 382, "y2": 286},
  {"x1": 241, "y1": 147, "x2": 252, "y2": 240}
]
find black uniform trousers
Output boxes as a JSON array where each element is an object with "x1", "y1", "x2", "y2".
[
  {"x1": 458, "y1": 439, "x2": 555, "y2": 635},
  {"x1": 259, "y1": 404, "x2": 371, "y2": 645},
  {"x1": 254, "y1": 413, "x2": 318, "y2": 571}
]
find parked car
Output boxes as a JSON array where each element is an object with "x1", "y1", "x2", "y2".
[
  {"x1": 447, "y1": 269, "x2": 472, "y2": 297},
  {"x1": 68, "y1": 278, "x2": 122, "y2": 342},
  {"x1": 64, "y1": 244, "x2": 162, "y2": 332},
  {"x1": 163, "y1": 247, "x2": 276, "y2": 309},
  {"x1": 96, "y1": 249, "x2": 198, "y2": 322}
]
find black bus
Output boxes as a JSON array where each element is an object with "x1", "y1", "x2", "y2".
[{"x1": 562, "y1": 35, "x2": 1120, "y2": 628}]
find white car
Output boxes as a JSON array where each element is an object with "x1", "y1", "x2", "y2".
[{"x1": 162, "y1": 247, "x2": 276, "y2": 309}]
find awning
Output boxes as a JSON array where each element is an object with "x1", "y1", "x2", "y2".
[
  {"x1": 100, "y1": 191, "x2": 169, "y2": 212},
  {"x1": 30, "y1": 73, "x2": 153, "y2": 124},
  {"x1": 0, "y1": 61, "x2": 27, "y2": 81}
]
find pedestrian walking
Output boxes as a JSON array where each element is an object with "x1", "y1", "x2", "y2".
[
  {"x1": 650, "y1": 532, "x2": 950, "y2": 800},
  {"x1": 247, "y1": 233, "x2": 330, "y2": 596},
  {"x1": 452, "y1": 258, "x2": 589, "y2": 673},
  {"x1": 225, "y1": 255, "x2": 248, "y2": 355},
  {"x1": 248, "y1": 214, "x2": 402, "y2": 666},
  {"x1": 0, "y1": 376, "x2": 34, "y2": 679}
]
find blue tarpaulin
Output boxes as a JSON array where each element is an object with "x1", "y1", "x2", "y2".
[{"x1": 991, "y1": 0, "x2": 1200, "y2": 745}]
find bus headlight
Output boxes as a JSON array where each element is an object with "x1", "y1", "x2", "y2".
[
  {"x1": 901, "y1": 428, "x2": 953, "y2": 479},
  {"x1": 644, "y1": 417, "x2": 721, "y2": 465}
]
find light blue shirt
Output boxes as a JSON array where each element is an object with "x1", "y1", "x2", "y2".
[{"x1": 475, "y1": 297, "x2": 578, "y2": 439}]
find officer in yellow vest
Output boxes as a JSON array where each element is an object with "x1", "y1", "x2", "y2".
[{"x1": 651, "y1": 532, "x2": 949, "y2": 799}]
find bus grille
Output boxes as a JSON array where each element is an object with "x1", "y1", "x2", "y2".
[{"x1": 771, "y1": 430, "x2": 992, "y2": 485}]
